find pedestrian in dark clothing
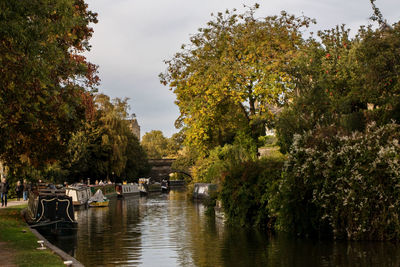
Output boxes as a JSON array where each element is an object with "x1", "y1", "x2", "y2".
[
  {"x1": 15, "y1": 180, "x2": 23, "y2": 201},
  {"x1": 0, "y1": 178, "x2": 10, "y2": 207}
]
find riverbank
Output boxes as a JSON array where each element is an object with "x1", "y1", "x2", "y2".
[{"x1": 0, "y1": 204, "x2": 65, "y2": 267}]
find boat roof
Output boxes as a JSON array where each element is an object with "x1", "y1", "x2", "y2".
[{"x1": 67, "y1": 183, "x2": 89, "y2": 190}]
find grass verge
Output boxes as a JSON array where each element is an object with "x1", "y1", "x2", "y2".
[{"x1": 0, "y1": 205, "x2": 64, "y2": 267}]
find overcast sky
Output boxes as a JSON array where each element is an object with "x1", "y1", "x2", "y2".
[{"x1": 84, "y1": 0, "x2": 399, "y2": 138}]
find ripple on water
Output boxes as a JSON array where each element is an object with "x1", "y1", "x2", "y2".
[{"x1": 39, "y1": 191, "x2": 400, "y2": 267}]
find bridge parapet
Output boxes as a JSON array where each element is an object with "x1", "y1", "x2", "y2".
[
  {"x1": 148, "y1": 158, "x2": 175, "y2": 182},
  {"x1": 148, "y1": 159, "x2": 192, "y2": 182},
  {"x1": 148, "y1": 159, "x2": 175, "y2": 167}
]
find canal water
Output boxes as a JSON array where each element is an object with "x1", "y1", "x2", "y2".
[{"x1": 44, "y1": 189, "x2": 400, "y2": 266}]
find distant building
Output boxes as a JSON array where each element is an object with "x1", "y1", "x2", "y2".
[{"x1": 128, "y1": 119, "x2": 141, "y2": 140}]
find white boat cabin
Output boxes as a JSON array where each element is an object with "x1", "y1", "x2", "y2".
[
  {"x1": 117, "y1": 183, "x2": 140, "y2": 197},
  {"x1": 66, "y1": 185, "x2": 92, "y2": 206}
]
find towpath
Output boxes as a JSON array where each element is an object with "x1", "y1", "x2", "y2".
[{"x1": 0, "y1": 199, "x2": 27, "y2": 208}]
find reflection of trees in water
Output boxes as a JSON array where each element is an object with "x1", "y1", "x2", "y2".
[
  {"x1": 182, "y1": 196, "x2": 226, "y2": 267},
  {"x1": 219, "y1": 229, "x2": 267, "y2": 267},
  {"x1": 74, "y1": 198, "x2": 143, "y2": 266},
  {"x1": 55, "y1": 191, "x2": 400, "y2": 266},
  {"x1": 187, "y1": 212, "x2": 273, "y2": 267},
  {"x1": 166, "y1": 190, "x2": 195, "y2": 267},
  {"x1": 176, "y1": 191, "x2": 269, "y2": 267},
  {"x1": 221, "y1": 231, "x2": 400, "y2": 267},
  {"x1": 184, "y1": 193, "x2": 400, "y2": 267},
  {"x1": 265, "y1": 236, "x2": 400, "y2": 267}
]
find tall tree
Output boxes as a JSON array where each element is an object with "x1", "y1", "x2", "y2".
[
  {"x1": 166, "y1": 131, "x2": 185, "y2": 158},
  {"x1": 141, "y1": 130, "x2": 169, "y2": 159},
  {"x1": 65, "y1": 94, "x2": 149, "y2": 182},
  {"x1": 95, "y1": 94, "x2": 129, "y2": 179},
  {"x1": 276, "y1": 6, "x2": 400, "y2": 153},
  {"x1": 160, "y1": 5, "x2": 313, "y2": 153},
  {"x1": 0, "y1": 0, "x2": 98, "y2": 167},
  {"x1": 356, "y1": 23, "x2": 400, "y2": 124},
  {"x1": 276, "y1": 25, "x2": 360, "y2": 152},
  {"x1": 124, "y1": 132, "x2": 150, "y2": 180}
]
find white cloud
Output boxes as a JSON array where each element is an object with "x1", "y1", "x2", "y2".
[{"x1": 84, "y1": 0, "x2": 400, "y2": 138}]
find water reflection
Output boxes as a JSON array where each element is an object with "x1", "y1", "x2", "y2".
[
  {"x1": 41, "y1": 190, "x2": 400, "y2": 267},
  {"x1": 73, "y1": 197, "x2": 143, "y2": 266}
]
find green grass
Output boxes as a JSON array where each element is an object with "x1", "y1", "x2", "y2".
[
  {"x1": 0, "y1": 205, "x2": 64, "y2": 267},
  {"x1": 258, "y1": 145, "x2": 285, "y2": 159},
  {"x1": 7, "y1": 198, "x2": 20, "y2": 202}
]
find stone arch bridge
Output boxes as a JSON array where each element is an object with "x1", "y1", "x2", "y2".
[{"x1": 148, "y1": 159, "x2": 191, "y2": 182}]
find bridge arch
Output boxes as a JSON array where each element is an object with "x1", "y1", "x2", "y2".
[
  {"x1": 148, "y1": 159, "x2": 192, "y2": 182},
  {"x1": 170, "y1": 169, "x2": 192, "y2": 179}
]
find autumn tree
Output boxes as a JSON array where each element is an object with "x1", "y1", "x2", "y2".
[
  {"x1": 356, "y1": 26, "x2": 400, "y2": 124},
  {"x1": 141, "y1": 130, "x2": 169, "y2": 159},
  {"x1": 275, "y1": 25, "x2": 360, "y2": 152},
  {"x1": 0, "y1": 0, "x2": 98, "y2": 168},
  {"x1": 276, "y1": 2, "x2": 400, "y2": 153},
  {"x1": 124, "y1": 132, "x2": 150, "y2": 180},
  {"x1": 166, "y1": 131, "x2": 185, "y2": 157},
  {"x1": 65, "y1": 94, "x2": 149, "y2": 183},
  {"x1": 160, "y1": 5, "x2": 313, "y2": 154},
  {"x1": 65, "y1": 120, "x2": 107, "y2": 181}
]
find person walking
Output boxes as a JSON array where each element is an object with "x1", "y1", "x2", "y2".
[
  {"x1": 15, "y1": 180, "x2": 23, "y2": 201},
  {"x1": 0, "y1": 179, "x2": 3, "y2": 206},
  {"x1": 0, "y1": 178, "x2": 10, "y2": 207},
  {"x1": 23, "y1": 179, "x2": 29, "y2": 201}
]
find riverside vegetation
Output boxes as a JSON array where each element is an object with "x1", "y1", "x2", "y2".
[
  {"x1": 1, "y1": 0, "x2": 150, "y2": 186},
  {"x1": 161, "y1": 1, "x2": 400, "y2": 240},
  {"x1": 2, "y1": 0, "x2": 400, "y2": 244}
]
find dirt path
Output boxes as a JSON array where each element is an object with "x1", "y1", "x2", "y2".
[{"x1": 0, "y1": 242, "x2": 16, "y2": 267}]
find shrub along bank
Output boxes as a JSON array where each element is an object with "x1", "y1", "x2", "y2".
[
  {"x1": 275, "y1": 123, "x2": 400, "y2": 240},
  {"x1": 219, "y1": 123, "x2": 400, "y2": 241},
  {"x1": 220, "y1": 156, "x2": 284, "y2": 228}
]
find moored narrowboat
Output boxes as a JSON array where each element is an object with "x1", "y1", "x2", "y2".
[
  {"x1": 89, "y1": 183, "x2": 117, "y2": 198},
  {"x1": 138, "y1": 178, "x2": 150, "y2": 195},
  {"x1": 65, "y1": 184, "x2": 92, "y2": 207},
  {"x1": 193, "y1": 183, "x2": 217, "y2": 199},
  {"x1": 25, "y1": 183, "x2": 77, "y2": 234},
  {"x1": 138, "y1": 178, "x2": 161, "y2": 195},
  {"x1": 116, "y1": 183, "x2": 140, "y2": 198}
]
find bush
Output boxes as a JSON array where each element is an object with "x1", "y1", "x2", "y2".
[
  {"x1": 276, "y1": 122, "x2": 400, "y2": 240},
  {"x1": 220, "y1": 157, "x2": 285, "y2": 228},
  {"x1": 258, "y1": 135, "x2": 277, "y2": 147},
  {"x1": 192, "y1": 132, "x2": 258, "y2": 184}
]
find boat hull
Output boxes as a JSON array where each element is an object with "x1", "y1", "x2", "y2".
[
  {"x1": 116, "y1": 184, "x2": 140, "y2": 198},
  {"x1": 89, "y1": 200, "x2": 109, "y2": 207}
]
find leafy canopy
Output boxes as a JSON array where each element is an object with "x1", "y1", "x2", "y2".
[
  {"x1": 0, "y1": 0, "x2": 98, "y2": 167},
  {"x1": 65, "y1": 94, "x2": 149, "y2": 182},
  {"x1": 276, "y1": 18, "x2": 400, "y2": 153},
  {"x1": 160, "y1": 5, "x2": 313, "y2": 154}
]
